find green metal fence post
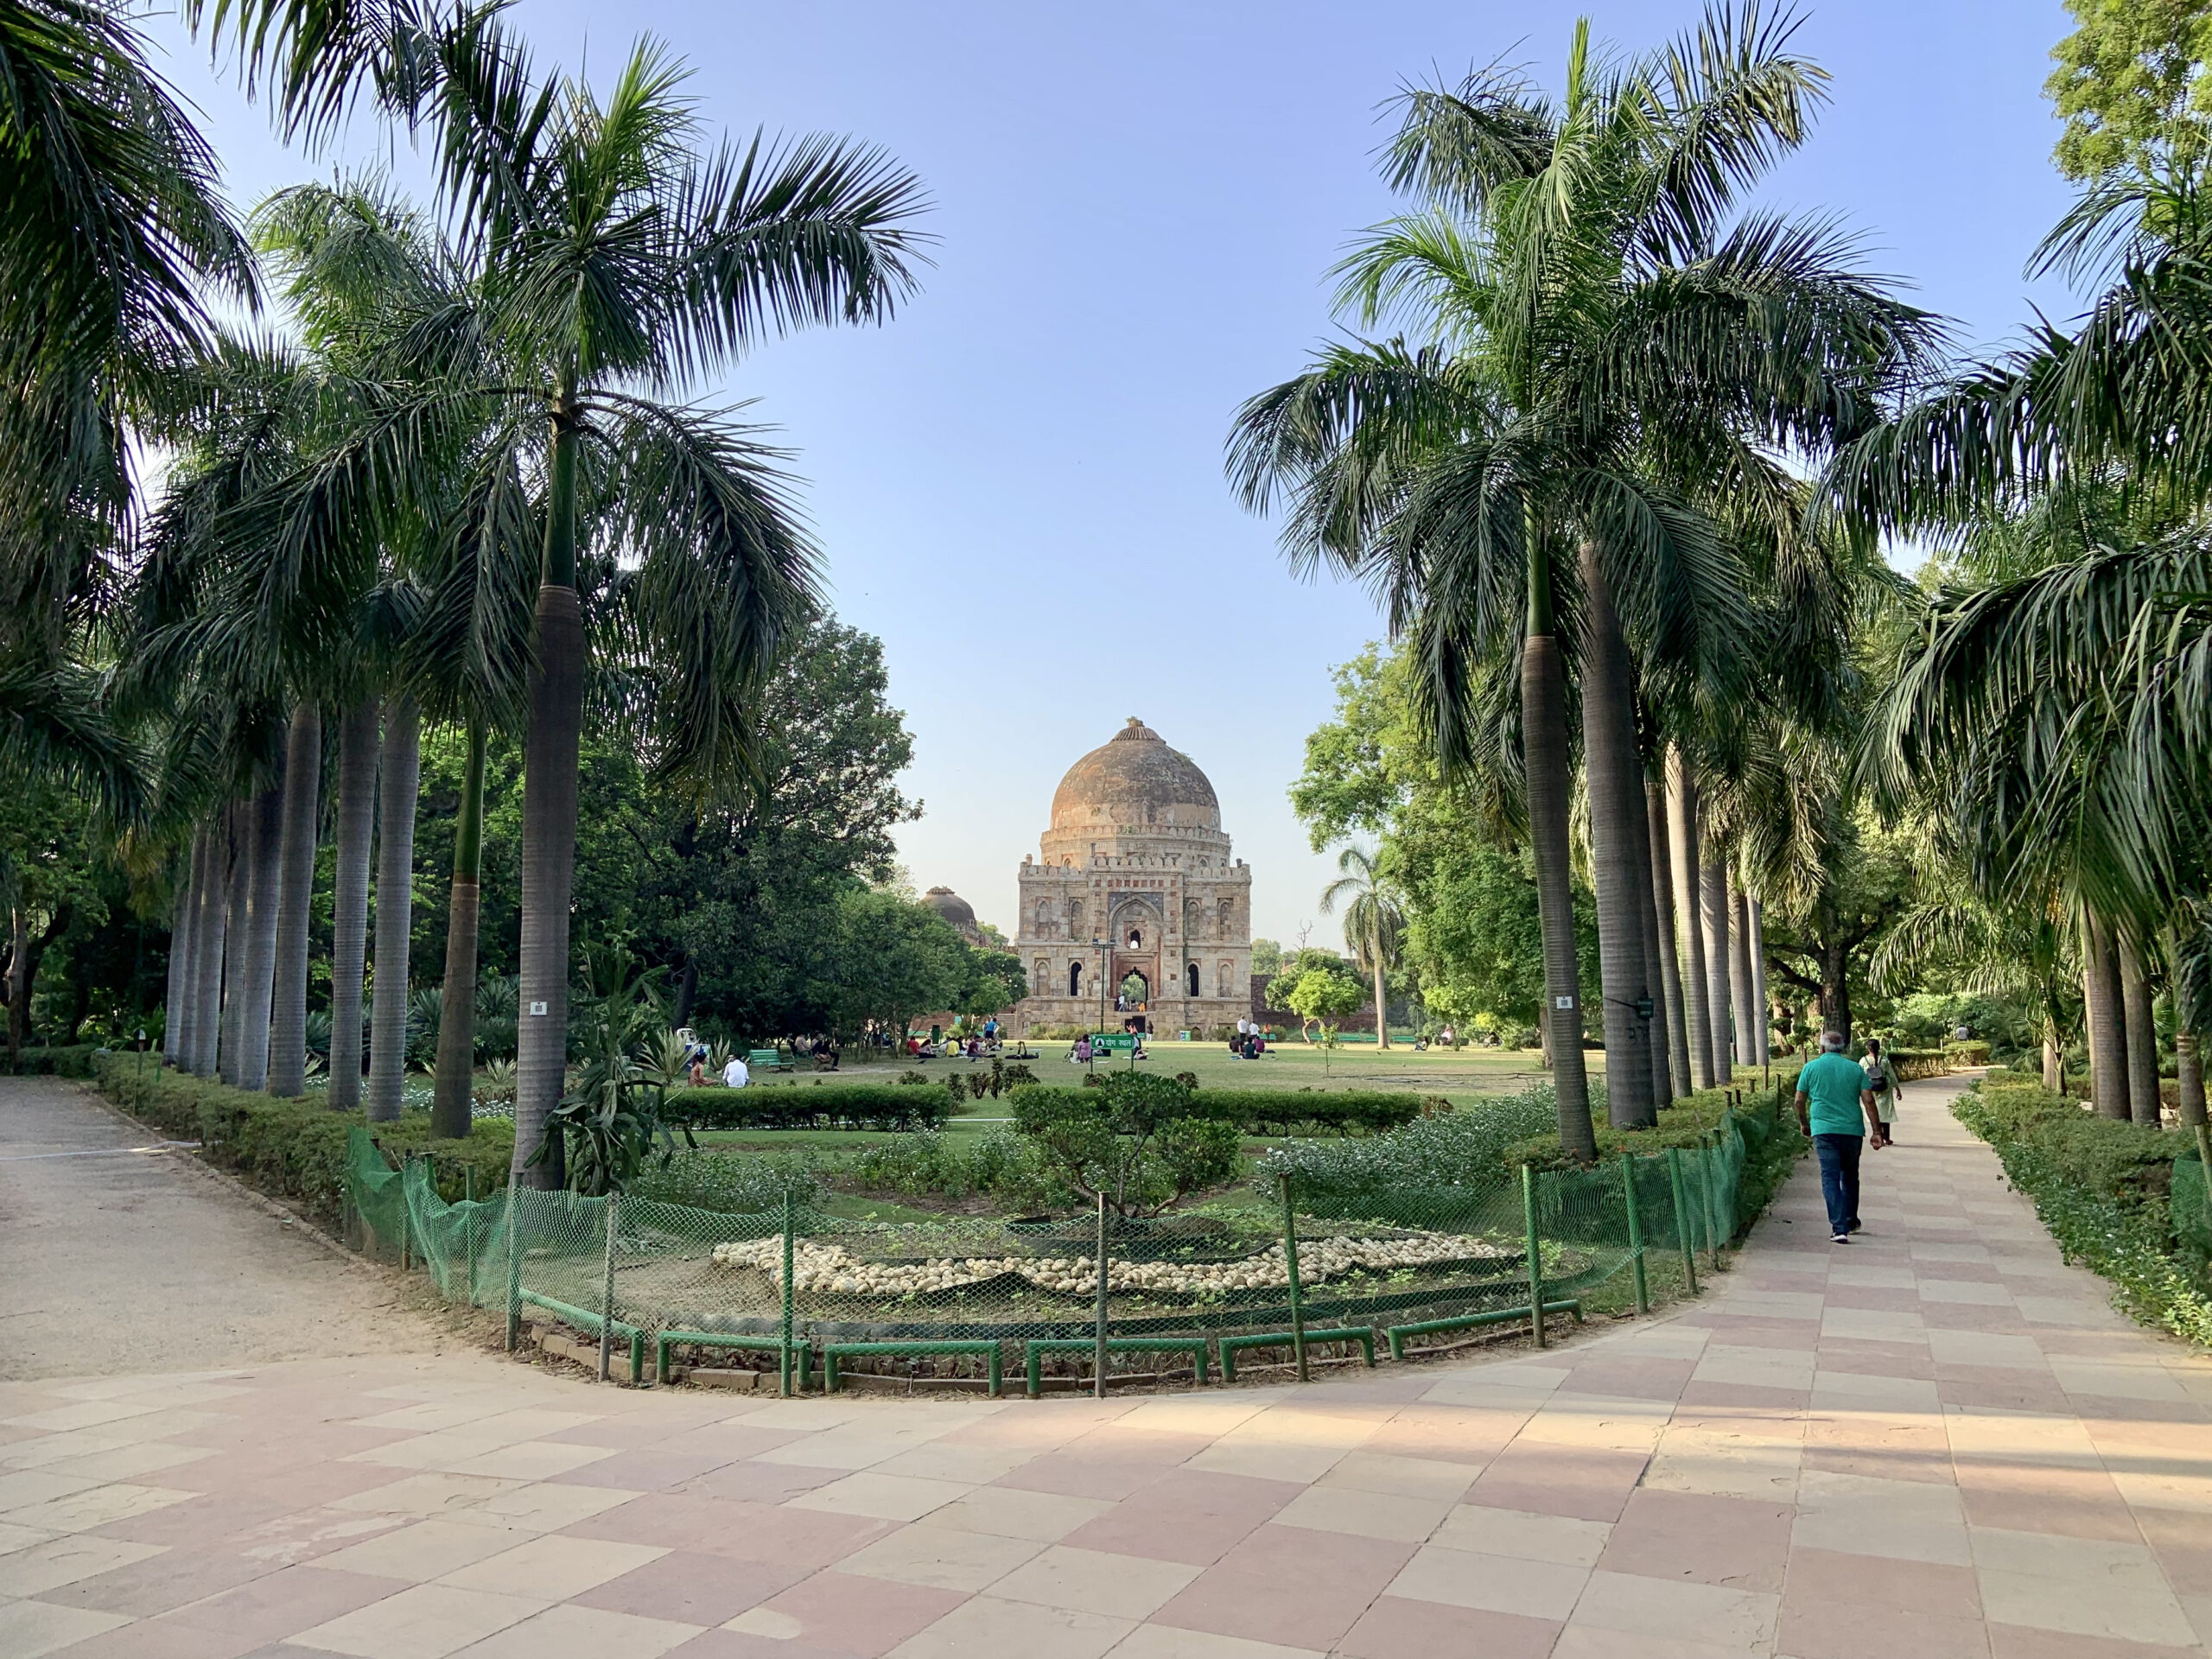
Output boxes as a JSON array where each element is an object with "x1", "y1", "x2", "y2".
[
  {"x1": 781, "y1": 1191, "x2": 797, "y2": 1397},
  {"x1": 1705, "y1": 1132, "x2": 1727, "y2": 1261},
  {"x1": 1093, "y1": 1192, "x2": 1110, "y2": 1399},
  {"x1": 1281, "y1": 1174, "x2": 1309, "y2": 1382},
  {"x1": 1522, "y1": 1164, "x2": 1546, "y2": 1348},
  {"x1": 1620, "y1": 1151, "x2": 1649, "y2": 1315},
  {"x1": 1666, "y1": 1147, "x2": 1698, "y2": 1294},
  {"x1": 397, "y1": 1154, "x2": 410, "y2": 1272},
  {"x1": 462, "y1": 1166, "x2": 475, "y2": 1304},
  {"x1": 598, "y1": 1195, "x2": 619, "y2": 1383},
  {"x1": 504, "y1": 1185, "x2": 522, "y2": 1351}
]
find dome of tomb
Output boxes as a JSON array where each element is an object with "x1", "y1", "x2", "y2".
[
  {"x1": 1050, "y1": 718, "x2": 1220, "y2": 831},
  {"x1": 921, "y1": 887, "x2": 981, "y2": 940}
]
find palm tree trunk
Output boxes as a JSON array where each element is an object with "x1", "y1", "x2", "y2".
[
  {"x1": 514, "y1": 417, "x2": 588, "y2": 1188},
  {"x1": 2120, "y1": 932, "x2": 2161, "y2": 1127},
  {"x1": 188, "y1": 817, "x2": 229, "y2": 1077},
  {"x1": 1729, "y1": 877, "x2": 1756, "y2": 1077},
  {"x1": 218, "y1": 801, "x2": 253, "y2": 1086},
  {"x1": 328, "y1": 696, "x2": 379, "y2": 1111},
  {"x1": 367, "y1": 694, "x2": 421, "y2": 1123},
  {"x1": 1648, "y1": 771, "x2": 1691, "y2": 1097},
  {"x1": 2044, "y1": 1033, "x2": 2063, "y2": 1095},
  {"x1": 1522, "y1": 526, "x2": 1594, "y2": 1160},
  {"x1": 164, "y1": 835, "x2": 200, "y2": 1067},
  {"x1": 1370, "y1": 949, "x2": 1389, "y2": 1049},
  {"x1": 269, "y1": 703, "x2": 321, "y2": 1097},
  {"x1": 432, "y1": 715, "x2": 486, "y2": 1140},
  {"x1": 236, "y1": 785, "x2": 284, "y2": 1091},
  {"x1": 1701, "y1": 840, "x2": 1734, "y2": 1079},
  {"x1": 1749, "y1": 898, "x2": 1771, "y2": 1066},
  {"x1": 1577, "y1": 547, "x2": 1656, "y2": 1130},
  {"x1": 2085, "y1": 915, "x2": 2128, "y2": 1120},
  {"x1": 1631, "y1": 765, "x2": 1670, "y2": 1115},
  {"x1": 8, "y1": 905, "x2": 29, "y2": 1062},
  {"x1": 1669, "y1": 750, "x2": 1717, "y2": 1089},
  {"x1": 2178, "y1": 1032, "x2": 2205, "y2": 1128}
]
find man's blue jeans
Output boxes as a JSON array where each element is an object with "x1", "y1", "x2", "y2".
[{"x1": 1813, "y1": 1133, "x2": 1863, "y2": 1236}]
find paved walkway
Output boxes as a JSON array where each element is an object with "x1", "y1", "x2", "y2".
[
  {"x1": 6, "y1": 1076, "x2": 2212, "y2": 1658},
  {"x1": 0, "y1": 1079, "x2": 429, "y2": 1380}
]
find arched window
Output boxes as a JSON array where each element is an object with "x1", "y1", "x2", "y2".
[
  {"x1": 1035, "y1": 899, "x2": 1052, "y2": 933},
  {"x1": 1183, "y1": 898, "x2": 1200, "y2": 938},
  {"x1": 1186, "y1": 962, "x2": 1200, "y2": 996},
  {"x1": 1068, "y1": 961, "x2": 1084, "y2": 997},
  {"x1": 1034, "y1": 958, "x2": 1050, "y2": 996},
  {"x1": 1127, "y1": 928, "x2": 1142, "y2": 950},
  {"x1": 1066, "y1": 899, "x2": 1084, "y2": 937},
  {"x1": 1217, "y1": 961, "x2": 1235, "y2": 998},
  {"x1": 1217, "y1": 898, "x2": 1235, "y2": 935}
]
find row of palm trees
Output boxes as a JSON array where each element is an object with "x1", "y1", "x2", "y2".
[
  {"x1": 2, "y1": 0, "x2": 926, "y2": 1183},
  {"x1": 1233, "y1": 5, "x2": 1886, "y2": 1155},
  {"x1": 1246, "y1": 3, "x2": 2212, "y2": 1151}
]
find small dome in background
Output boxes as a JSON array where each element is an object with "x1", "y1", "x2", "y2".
[{"x1": 923, "y1": 886, "x2": 981, "y2": 941}]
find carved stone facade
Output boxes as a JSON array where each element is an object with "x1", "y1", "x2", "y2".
[{"x1": 1013, "y1": 719, "x2": 1252, "y2": 1034}]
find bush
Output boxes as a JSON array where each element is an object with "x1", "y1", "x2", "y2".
[
  {"x1": 662, "y1": 1084, "x2": 953, "y2": 1135},
  {"x1": 1013, "y1": 1071, "x2": 1241, "y2": 1216},
  {"x1": 10, "y1": 1043, "x2": 110, "y2": 1077},
  {"x1": 1957, "y1": 1077, "x2": 2212, "y2": 1344},
  {"x1": 1009, "y1": 1084, "x2": 1423, "y2": 1138},
  {"x1": 92, "y1": 1053, "x2": 515, "y2": 1226},
  {"x1": 629, "y1": 1149, "x2": 829, "y2": 1214},
  {"x1": 1964, "y1": 1074, "x2": 2178, "y2": 1218},
  {"x1": 1258, "y1": 1086, "x2": 1562, "y2": 1201},
  {"x1": 845, "y1": 1126, "x2": 1064, "y2": 1211}
]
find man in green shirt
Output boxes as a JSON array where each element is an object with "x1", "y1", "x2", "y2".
[{"x1": 1795, "y1": 1031, "x2": 1882, "y2": 1244}]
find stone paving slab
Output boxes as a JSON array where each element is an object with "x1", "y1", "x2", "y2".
[{"x1": 6, "y1": 1076, "x2": 2212, "y2": 1656}]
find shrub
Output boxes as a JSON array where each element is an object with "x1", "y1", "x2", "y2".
[
  {"x1": 1009, "y1": 1084, "x2": 1422, "y2": 1138},
  {"x1": 629, "y1": 1148, "x2": 828, "y2": 1214},
  {"x1": 844, "y1": 1126, "x2": 1064, "y2": 1211},
  {"x1": 92, "y1": 1053, "x2": 515, "y2": 1225},
  {"x1": 10, "y1": 1043, "x2": 110, "y2": 1077},
  {"x1": 1258, "y1": 1085, "x2": 1562, "y2": 1202},
  {"x1": 662, "y1": 1084, "x2": 953, "y2": 1135},
  {"x1": 1013, "y1": 1071, "x2": 1241, "y2": 1216},
  {"x1": 1957, "y1": 1078, "x2": 2212, "y2": 1344}
]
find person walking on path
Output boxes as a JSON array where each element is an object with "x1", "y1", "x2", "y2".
[
  {"x1": 1796, "y1": 1030, "x2": 1884, "y2": 1243},
  {"x1": 1863, "y1": 1036, "x2": 1904, "y2": 1143}
]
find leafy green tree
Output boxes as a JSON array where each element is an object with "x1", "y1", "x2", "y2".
[
  {"x1": 2048, "y1": 0, "x2": 2212, "y2": 181},
  {"x1": 1321, "y1": 844, "x2": 1403, "y2": 1047},
  {"x1": 1281, "y1": 967, "x2": 1366, "y2": 1053}
]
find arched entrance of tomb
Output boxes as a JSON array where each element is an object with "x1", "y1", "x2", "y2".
[{"x1": 1119, "y1": 969, "x2": 1149, "y2": 1007}]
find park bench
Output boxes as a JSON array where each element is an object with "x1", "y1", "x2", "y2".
[{"x1": 747, "y1": 1048, "x2": 784, "y2": 1072}]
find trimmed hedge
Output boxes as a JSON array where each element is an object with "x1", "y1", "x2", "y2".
[
  {"x1": 1961, "y1": 1074, "x2": 2179, "y2": 1218},
  {"x1": 91, "y1": 1054, "x2": 515, "y2": 1226},
  {"x1": 1007, "y1": 1084, "x2": 1426, "y2": 1138},
  {"x1": 10, "y1": 1043, "x2": 111, "y2": 1077},
  {"x1": 662, "y1": 1083, "x2": 954, "y2": 1134},
  {"x1": 1957, "y1": 1077, "x2": 2212, "y2": 1345}
]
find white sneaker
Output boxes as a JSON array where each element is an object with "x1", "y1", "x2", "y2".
[{"x1": 1831, "y1": 1232, "x2": 1849, "y2": 1244}]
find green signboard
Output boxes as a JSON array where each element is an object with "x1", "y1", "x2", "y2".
[{"x1": 1090, "y1": 1033, "x2": 1138, "y2": 1052}]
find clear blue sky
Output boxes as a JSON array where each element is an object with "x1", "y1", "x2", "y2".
[{"x1": 146, "y1": 1, "x2": 2077, "y2": 947}]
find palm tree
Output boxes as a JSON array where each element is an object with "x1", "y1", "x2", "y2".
[
  {"x1": 245, "y1": 25, "x2": 926, "y2": 1182},
  {"x1": 1321, "y1": 844, "x2": 1404, "y2": 1049},
  {"x1": 1230, "y1": 3, "x2": 1931, "y2": 1150}
]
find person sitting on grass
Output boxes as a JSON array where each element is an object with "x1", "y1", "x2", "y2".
[{"x1": 721, "y1": 1052, "x2": 750, "y2": 1090}]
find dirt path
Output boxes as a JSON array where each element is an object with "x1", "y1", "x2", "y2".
[{"x1": 0, "y1": 1077, "x2": 438, "y2": 1380}]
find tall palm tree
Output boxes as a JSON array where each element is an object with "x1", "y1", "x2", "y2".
[
  {"x1": 1230, "y1": 3, "x2": 1930, "y2": 1151},
  {"x1": 1321, "y1": 844, "x2": 1404, "y2": 1049},
  {"x1": 248, "y1": 25, "x2": 926, "y2": 1182}
]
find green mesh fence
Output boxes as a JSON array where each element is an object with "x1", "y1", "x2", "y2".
[{"x1": 345, "y1": 1093, "x2": 1784, "y2": 1392}]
